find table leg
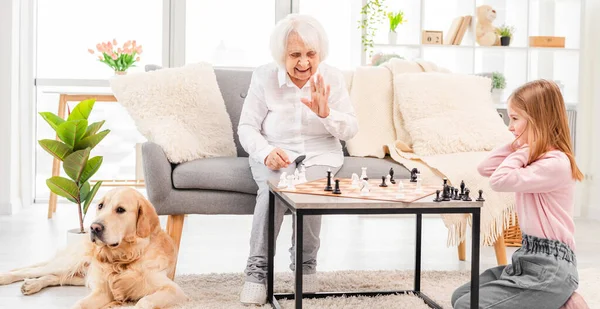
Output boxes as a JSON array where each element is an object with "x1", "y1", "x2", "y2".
[
  {"x1": 267, "y1": 191, "x2": 275, "y2": 304},
  {"x1": 294, "y1": 211, "x2": 303, "y2": 309},
  {"x1": 414, "y1": 213, "x2": 422, "y2": 292},
  {"x1": 470, "y1": 209, "x2": 481, "y2": 309},
  {"x1": 48, "y1": 94, "x2": 67, "y2": 219}
]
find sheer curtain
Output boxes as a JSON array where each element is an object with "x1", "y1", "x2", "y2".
[{"x1": 575, "y1": 0, "x2": 600, "y2": 220}]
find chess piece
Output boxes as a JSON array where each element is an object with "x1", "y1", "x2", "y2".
[
  {"x1": 386, "y1": 174, "x2": 392, "y2": 186},
  {"x1": 415, "y1": 172, "x2": 422, "y2": 192},
  {"x1": 324, "y1": 170, "x2": 333, "y2": 191},
  {"x1": 379, "y1": 175, "x2": 388, "y2": 187},
  {"x1": 286, "y1": 175, "x2": 296, "y2": 190},
  {"x1": 333, "y1": 179, "x2": 342, "y2": 194},
  {"x1": 443, "y1": 178, "x2": 448, "y2": 186},
  {"x1": 360, "y1": 179, "x2": 370, "y2": 195},
  {"x1": 442, "y1": 185, "x2": 451, "y2": 201},
  {"x1": 298, "y1": 171, "x2": 307, "y2": 184},
  {"x1": 463, "y1": 188, "x2": 472, "y2": 201},
  {"x1": 410, "y1": 168, "x2": 419, "y2": 182},
  {"x1": 278, "y1": 172, "x2": 288, "y2": 188},
  {"x1": 476, "y1": 189, "x2": 485, "y2": 201},
  {"x1": 389, "y1": 168, "x2": 396, "y2": 184},
  {"x1": 460, "y1": 180, "x2": 465, "y2": 198},
  {"x1": 360, "y1": 167, "x2": 368, "y2": 180},
  {"x1": 351, "y1": 173, "x2": 360, "y2": 188},
  {"x1": 395, "y1": 180, "x2": 405, "y2": 199},
  {"x1": 433, "y1": 190, "x2": 442, "y2": 202},
  {"x1": 453, "y1": 188, "x2": 461, "y2": 200}
]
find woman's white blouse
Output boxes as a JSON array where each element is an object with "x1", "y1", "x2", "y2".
[{"x1": 238, "y1": 62, "x2": 359, "y2": 168}]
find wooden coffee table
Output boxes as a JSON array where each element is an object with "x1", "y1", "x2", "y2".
[{"x1": 266, "y1": 180, "x2": 483, "y2": 309}]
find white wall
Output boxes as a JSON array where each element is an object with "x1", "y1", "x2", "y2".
[
  {"x1": 0, "y1": 0, "x2": 20, "y2": 215},
  {"x1": 576, "y1": 0, "x2": 600, "y2": 221}
]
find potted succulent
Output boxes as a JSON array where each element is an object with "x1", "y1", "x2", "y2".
[
  {"x1": 88, "y1": 39, "x2": 143, "y2": 75},
  {"x1": 491, "y1": 71, "x2": 506, "y2": 103},
  {"x1": 387, "y1": 10, "x2": 406, "y2": 45},
  {"x1": 38, "y1": 99, "x2": 110, "y2": 243},
  {"x1": 496, "y1": 24, "x2": 515, "y2": 46}
]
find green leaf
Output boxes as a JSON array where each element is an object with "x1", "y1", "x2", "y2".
[
  {"x1": 80, "y1": 156, "x2": 103, "y2": 184},
  {"x1": 67, "y1": 99, "x2": 96, "y2": 121},
  {"x1": 76, "y1": 129, "x2": 110, "y2": 150},
  {"x1": 79, "y1": 181, "x2": 90, "y2": 203},
  {"x1": 57, "y1": 120, "x2": 88, "y2": 149},
  {"x1": 63, "y1": 148, "x2": 90, "y2": 182},
  {"x1": 83, "y1": 181, "x2": 102, "y2": 216},
  {"x1": 83, "y1": 120, "x2": 105, "y2": 139},
  {"x1": 39, "y1": 112, "x2": 65, "y2": 131},
  {"x1": 46, "y1": 176, "x2": 79, "y2": 201},
  {"x1": 38, "y1": 139, "x2": 73, "y2": 161}
]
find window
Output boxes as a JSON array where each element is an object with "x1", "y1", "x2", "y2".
[
  {"x1": 185, "y1": 0, "x2": 276, "y2": 67},
  {"x1": 36, "y1": 0, "x2": 163, "y2": 79}
]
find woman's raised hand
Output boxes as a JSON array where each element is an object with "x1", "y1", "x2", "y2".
[{"x1": 301, "y1": 74, "x2": 331, "y2": 118}]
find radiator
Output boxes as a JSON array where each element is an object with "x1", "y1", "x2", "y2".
[{"x1": 497, "y1": 108, "x2": 577, "y2": 152}]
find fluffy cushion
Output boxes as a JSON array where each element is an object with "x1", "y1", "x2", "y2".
[
  {"x1": 110, "y1": 62, "x2": 237, "y2": 164},
  {"x1": 393, "y1": 72, "x2": 513, "y2": 156}
]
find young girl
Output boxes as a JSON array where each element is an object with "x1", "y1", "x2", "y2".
[{"x1": 451, "y1": 80, "x2": 589, "y2": 309}]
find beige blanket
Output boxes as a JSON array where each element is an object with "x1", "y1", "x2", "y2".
[{"x1": 347, "y1": 59, "x2": 515, "y2": 246}]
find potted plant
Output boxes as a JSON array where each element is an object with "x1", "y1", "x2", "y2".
[
  {"x1": 88, "y1": 39, "x2": 143, "y2": 75},
  {"x1": 358, "y1": 0, "x2": 387, "y2": 57},
  {"x1": 371, "y1": 52, "x2": 404, "y2": 66},
  {"x1": 491, "y1": 71, "x2": 506, "y2": 103},
  {"x1": 496, "y1": 24, "x2": 515, "y2": 46},
  {"x1": 38, "y1": 99, "x2": 110, "y2": 243},
  {"x1": 387, "y1": 10, "x2": 406, "y2": 45}
]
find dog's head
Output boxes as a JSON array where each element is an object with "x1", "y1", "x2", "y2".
[{"x1": 90, "y1": 187, "x2": 160, "y2": 248}]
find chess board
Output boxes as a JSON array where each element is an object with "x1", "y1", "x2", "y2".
[{"x1": 277, "y1": 178, "x2": 440, "y2": 203}]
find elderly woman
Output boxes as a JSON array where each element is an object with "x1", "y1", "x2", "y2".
[{"x1": 237, "y1": 14, "x2": 359, "y2": 305}]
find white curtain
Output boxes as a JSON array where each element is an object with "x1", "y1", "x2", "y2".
[{"x1": 575, "y1": 0, "x2": 600, "y2": 220}]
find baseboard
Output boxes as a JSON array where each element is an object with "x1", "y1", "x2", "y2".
[
  {"x1": 0, "y1": 198, "x2": 22, "y2": 215},
  {"x1": 11, "y1": 197, "x2": 22, "y2": 214}
]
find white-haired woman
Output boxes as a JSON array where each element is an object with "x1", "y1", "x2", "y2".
[{"x1": 237, "y1": 14, "x2": 359, "y2": 305}]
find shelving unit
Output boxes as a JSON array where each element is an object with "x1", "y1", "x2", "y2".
[{"x1": 364, "y1": 0, "x2": 584, "y2": 107}]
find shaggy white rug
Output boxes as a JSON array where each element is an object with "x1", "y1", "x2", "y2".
[{"x1": 117, "y1": 268, "x2": 600, "y2": 309}]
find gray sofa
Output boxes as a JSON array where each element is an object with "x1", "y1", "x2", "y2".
[{"x1": 141, "y1": 68, "x2": 411, "y2": 268}]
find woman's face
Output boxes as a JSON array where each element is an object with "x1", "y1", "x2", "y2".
[
  {"x1": 507, "y1": 100, "x2": 529, "y2": 146},
  {"x1": 285, "y1": 32, "x2": 320, "y2": 88}
]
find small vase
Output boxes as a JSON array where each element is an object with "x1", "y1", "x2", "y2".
[
  {"x1": 500, "y1": 36, "x2": 511, "y2": 46},
  {"x1": 115, "y1": 70, "x2": 127, "y2": 76},
  {"x1": 492, "y1": 88, "x2": 504, "y2": 104},
  {"x1": 388, "y1": 31, "x2": 397, "y2": 45},
  {"x1": 67, "y1": 228, "x2": 89, "y2": 245}
]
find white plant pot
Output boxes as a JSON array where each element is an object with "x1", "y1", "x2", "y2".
[
  {"x1": 491, "y1": 88, "x2": 504, "y2": 104},
  {"x1": 67, "y1": 228, "x2": 89, "y2": 246},
  {"x1": 388, "y1": 31, "x2": 397, "y2": 45}
]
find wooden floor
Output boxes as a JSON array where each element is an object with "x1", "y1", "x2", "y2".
[{"x1": 1, "y1": 203, "x2": 599, "y2": 309}]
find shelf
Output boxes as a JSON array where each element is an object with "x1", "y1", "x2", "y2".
[{"x1": 374, "y1": 43, "x2": 579, "y2": 52}]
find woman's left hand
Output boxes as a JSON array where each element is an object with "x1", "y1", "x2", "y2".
[{"x1": 301, "y1": 74, "x2": 331, "y2": 118}]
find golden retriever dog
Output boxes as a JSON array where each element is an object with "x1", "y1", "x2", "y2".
[{"x1": 0, "y1": 187, "x2": 188, "y2": 309}]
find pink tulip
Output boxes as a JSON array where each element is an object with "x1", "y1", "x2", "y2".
[
  {"x1": 107, "y1": 42, "x2": 112, "y2": 49},
  {"x1": 118, "y1": 48, "x2": 122, "y2": 53},
  {"x1": 98, "y1": 55, "x2": 103, "y2": 60},
  {"x1": 136, "y1": 46, "x2": 143, "y2": 54},
  {"x1": 88, "y1": 48, "x2": 94, "y2": 54},
  {"x1": 112, "y1": 39, "x2": 117, "y2": 45},
  {"x1": 111, "y1": 54, "x2": 117, "y2": 60},
  {"x1": 96, "y1": 43, "x2": 102, "y2": 50},
  {"x1": 135, "y1": 57, "x2": 140, "y2": 61},
  {"x1": 132, "y1": 40, "x2": 137, "y2": 47}
]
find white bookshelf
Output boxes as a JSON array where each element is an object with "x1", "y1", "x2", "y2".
[{"x1": 364, "y1": 0, "x2": 584, "y2": 107}]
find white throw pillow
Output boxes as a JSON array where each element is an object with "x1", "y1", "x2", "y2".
[
  {"x1": 110, "y1": 62, "x2": 237, "y2": 164},
  {"x1": 393, "y1": 72, "x2": 513, "y2": 156}
]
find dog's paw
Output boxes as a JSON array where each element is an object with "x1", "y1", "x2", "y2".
[
  {"x1": 21, "y1": 278, "x2": 44, "y2": 295},
  {"x1": 133, "y1": 298, "x2": 155, "y2": 309},
  {"x1": 0, "y1": 273, "x2": 17, "y2": 285}
]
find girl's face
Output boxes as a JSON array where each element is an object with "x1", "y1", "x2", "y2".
[{"x1": 507, "y1": 100, "x2": 529, "y2": 146}]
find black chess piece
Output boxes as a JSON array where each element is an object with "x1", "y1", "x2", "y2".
[
  {"x1": 333, "y1": 179, "x2": 342, "y2": 194},
  {"x1": 324, "y1": 170, "x2": 333, "y2": 191},
  {"x1": 463, "y1": 188, "x2": 472, "y2": 201},
  {"x1": 433, "y1": 190, "x2": 442, "y2": 202},
  {"x1": 476, "y1": 189, "x2": 485, "y2": 201},
  {"x1": 460, "y1": 180, "x2": 465, "y2": 197},
  {"x1": 410, "y1": 168, "x2": 419, "y2": 182},
  {"x1": 453, "y1": 188, "x2": 461, "y2": 200},
  {"x1": 379, "y1": 175, "x2": 388, "y2": 187},
  {"x1": 389, "y1": 168, "x2": 396, "y2": 184},
  {"x1": 443, "y1": 178, "x2": 448, "y2": 186},
  {"x1": 442, "y1": 185, "x2": 451, "y2": 201}
]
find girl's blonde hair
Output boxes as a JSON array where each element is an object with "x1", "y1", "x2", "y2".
[{"x1": 508, "y1": 79, "x2": 583, "y2": 181}]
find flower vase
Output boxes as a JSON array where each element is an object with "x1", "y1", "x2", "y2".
[
  {"x1": 67, "y1": 228, "x2": 89, "y2": 245},
  {"x1": 115, "y1": 70, "x2": 127, "y2": 76},
  {"x1": 388, "y1": 31, "x2": 397, "y2": 45}
]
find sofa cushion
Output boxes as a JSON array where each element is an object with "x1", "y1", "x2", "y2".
[{"x1": 172, "y1": 157, "x2": 258, "y2": 195}]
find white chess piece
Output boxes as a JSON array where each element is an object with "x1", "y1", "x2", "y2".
[
  {"x1": 386, "y1": 174, "x2": 391, "y2": 185},
  {"x1": 293, "y1": 168, "x2": 300, "y2": 184},
  {"x1": 360, "y1": 179, "x2": 370, "y2": 196},
  {"x1": 351, "y1": 173, "x2": 360, "y2": 188},
  {"x1": 298, "y1": 170, "x2": 308, "y2": 184},
  {"x1": 286, "y1": 175, "x2": 296, "y2": 190},
  {"x1": 360, "y1": 167, "x2": 368, "y2": 180},
  {"x1": 415, "y1": 172, "x2": 422, "y2": 192},
  {"x1": 396, "y1": 180, "x2": 405, "y2": 199},
  {"x1": 278, "y1": 172, "x2": 288, "y2": 188}
]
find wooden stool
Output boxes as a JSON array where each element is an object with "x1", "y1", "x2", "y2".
[{"x1": 46, "y1": 92, "x2": 145, "y2": 219}]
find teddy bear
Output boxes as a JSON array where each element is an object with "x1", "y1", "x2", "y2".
[{"x1": 476, "y1": 5, "x2": 500, "y2": 46}]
